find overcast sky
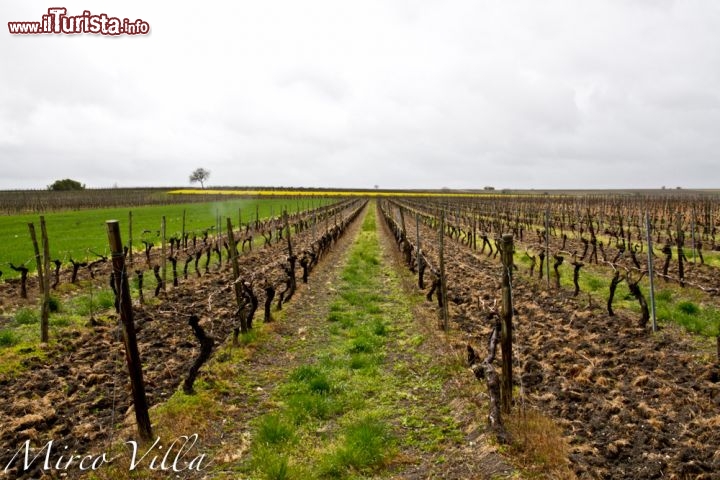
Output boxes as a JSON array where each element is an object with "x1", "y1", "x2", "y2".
[{"x1": 1, "y1": 1, "x2": 719, "y2": 191}]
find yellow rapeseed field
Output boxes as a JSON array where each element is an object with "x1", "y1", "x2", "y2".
[{"x1": 169, "y1": 189, "x2": 505, "y2": 198}]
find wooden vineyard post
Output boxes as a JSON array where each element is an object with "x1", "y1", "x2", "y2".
[
  {"x1": 676, "y1": 212, "x2": 685, "y2": 287},
  {"x1": 545, "y1": 209, "x2": 550, "y2": 288},
  {"x1": 226, "y1": 218, "x2": 246, "y2": 333},
  {"x1": 28, "y1": 224, "x2": 43, "y2": 306},
  {"x1": 691, "y1": 207, "x2": 696, "y2": 264},
  {"x1": 285, "y1": 210, "x2": 295, "y2": 265},
  {"x1": 282, "y1": 210, "x2": 297, "y2": 304},
  {"x1": 216, "y1": 213, "x2": 223, "y2": 268},
  {"x1": 645, "y1": 212, "x2": 657, "y2": 332},
  {"x1": 416, "y1": 212, "x2": 423, "y2": 289},
  {"x1": 128, "y1": 211, "x2": 134, "y2": 265},
  {"x1": 312, "y1": 210, "x2": 317, "y2": 243},
  {"x1": 439, "y1": 211, "x2": 449, "y2": 331},
  {"x1": 500, "y1": 234, "x2": 514, "y2": 414},
  {"x1": 161, "y1": 216, "x2": 167, "y2": 292},
  {"x1": 284, "y1": 211, "x2": 293, "y2": 259},
  {"x1": 106, "y1": 220, "x2": 153, "y2": 441},
  {"x1": 473, "y1": 214, "x2": 477, "y2": 250},
  {"x1": 181, "y1": 209, "x2": 186, "y2": 249},
  {"x1": 28, "y1": 221, "x2": 50, "y2": 343},
  {"x1": 40, "y1": 217, "x2": 50, "y2": 342}
]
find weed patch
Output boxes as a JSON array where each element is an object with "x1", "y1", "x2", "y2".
[
  {"x1": 286, "y1": 391, "x2": 346, "y2": 422},
  {"x1": 371, "y1": 319, "x2": 387, "y2": 336},
  {"x1": 320, "y1": 415, "x2": 393, "y2": 476},
  {"x1": 255, "y1": 414, "x2": 295, "y2": 446},
  {"x1": 13, "y1": 308, "x2": 38, "y2": 325},
  {"x1": 252, "y1": 449, "x2": 295, "y2": 480},
  {"x1": 677, "y1": 301, "x2": 699, "y2": 315},
  {"x1": 506, "y1": 409, "x2": 574, "y2": 477},
  {"x1": 71, "y1": 289, "x2": 116, "y2": 316},
  {"x1": 0, "y1": 329, "x2": 19, "y2": 347},
  {"x1": 346, "y1": 334, "x2": 378, "y2": 354}
]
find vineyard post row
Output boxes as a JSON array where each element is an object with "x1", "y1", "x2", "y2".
[
  {"x1": 8, "y1": 198, "x2": 348, "y2": 297},
  {"x1": 8, "y1": 198, "x2": 360, "y2": 377},
  {"x1": 117, "y1": 197, "x2": 362, "y2": 307},
  {"x1": 394, "y1": 194, "x2": 720, "y2": 326},
  {"x1": 100, "y1": 199, "x2": 367, "y2": 440},
  {"x1": 378, "y1": 193, "x2": 720, "y2": 440},
  {"x1": 377, "y1": 199, "x2": 516, "y2": 441},
  {"x1": 123, "y1": 198, "x2": 343, "y2": 268}
]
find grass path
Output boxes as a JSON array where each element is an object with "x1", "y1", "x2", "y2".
[
  {"x1": 99, "y1": 202, "x2": 514, "y2": 479},
  {"x1": 236, "y1": 203, "x2": 477, "y2": 479},
  {"x1": 230, "y1": 204, "x2": 513, "y2": 478}
]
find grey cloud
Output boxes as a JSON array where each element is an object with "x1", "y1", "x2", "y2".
[{"x1": 1, "y1": 0, "x2": 719, "y2": 190}]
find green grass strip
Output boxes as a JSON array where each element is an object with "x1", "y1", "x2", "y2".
[
  {"x1": 0, "y1": 197, "x2": 334, "y2": 279},
  {"x1": 515, "y1": 250, "x2": 720, "y2": 337},
  {"x1": 239, "y1": 204, "x2": 465, "y2": 479}
]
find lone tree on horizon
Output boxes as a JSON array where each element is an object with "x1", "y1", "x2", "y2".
[
  {"x1": 48, "y1": 178, "x2": 85, "y2": 191},
  {"x1": 189, "y1": 168, "x2": 210, "y2": 189}
]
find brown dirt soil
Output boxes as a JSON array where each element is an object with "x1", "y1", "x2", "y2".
[
  {"x1": 0, "y1": 203, "x2": 364, "y2": 479},
  {"x1": 383, "y1": 206, "x2": 720, "y2": 480}
]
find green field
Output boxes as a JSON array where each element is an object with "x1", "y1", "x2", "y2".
[{"x1": 0, "y1": 197, "x2": 332, "y2": 279}]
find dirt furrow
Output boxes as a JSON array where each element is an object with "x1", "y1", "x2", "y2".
[
  {"x1": 0, "y1": 203, "x2": 364, "y2": 479},
  {"x1": 383, "y1": 204, "x2": 720, "y2": 479}
]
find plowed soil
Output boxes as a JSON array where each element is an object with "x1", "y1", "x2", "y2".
[
  {"x1": 3, "y1": 200, "x2": 719, "y2": 479},
  {"x1": 384, "y1": 206, "x2": 720, "y2": 479},
  {"x1": 0, "y1": 204, "x2": 363, "y2": 479}
]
